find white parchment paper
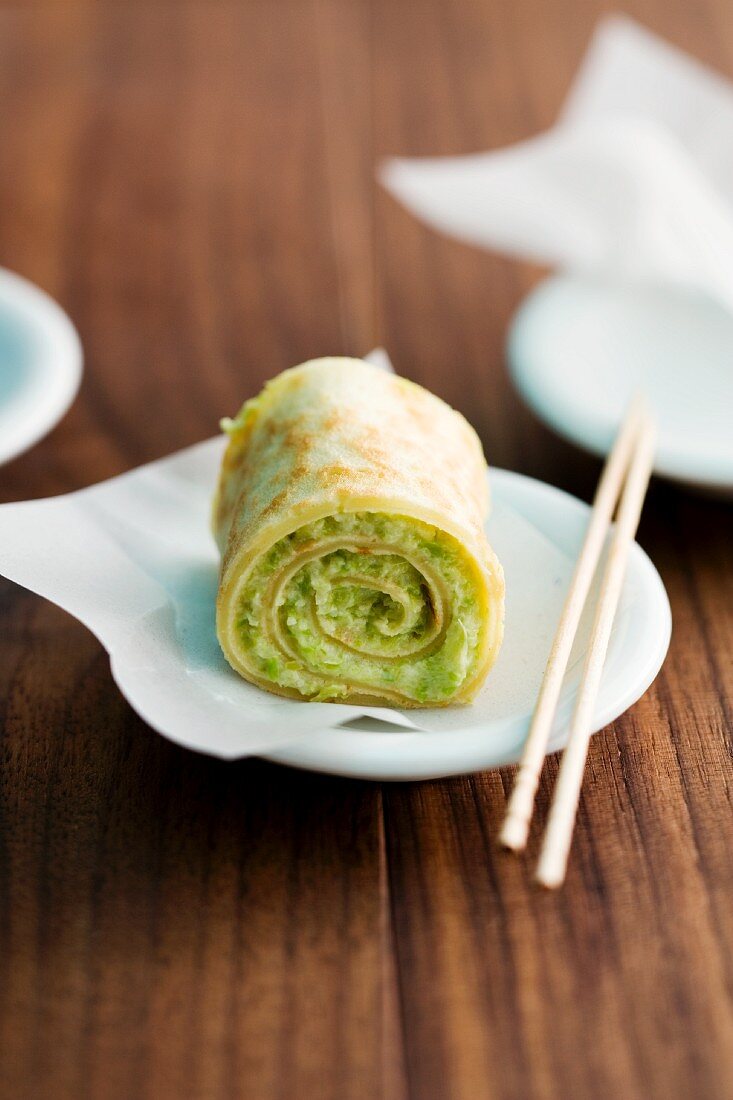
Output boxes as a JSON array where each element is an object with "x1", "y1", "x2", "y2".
[
  {"x1": 380, "y1": 16, "x2": 733, "y2": 314},
  {"x1": 0, "y1": 434, "x2": 606, "y2": 757}
]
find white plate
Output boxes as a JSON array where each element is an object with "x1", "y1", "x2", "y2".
[
  {"x1": 263, "y1": 468, "x2": 671, "y2": 780},
  {"x1": 0, "y1": 439, "x2": 670, "y2": 782},
  {"x1": 508, "y1": 275, "x2": 733, "y2": 493},
  {"x1": 0, "y1": 268, "x2": 82, "y2": 466}
]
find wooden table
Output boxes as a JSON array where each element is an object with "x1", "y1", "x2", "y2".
[{"x1": 1, "y1": 2, "x2": 732, "y2": 1097}]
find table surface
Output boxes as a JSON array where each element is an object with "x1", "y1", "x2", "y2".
[{"x1": 1, "y1": 2, "x2": 732, "y2": 1098}]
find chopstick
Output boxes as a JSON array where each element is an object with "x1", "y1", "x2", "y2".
[
  {"x1": 499, "y1": 397, "x2": 648, "y2": 853},
  {"x1": 535, "y1": 414, "x2": 656, "y2": 888}
]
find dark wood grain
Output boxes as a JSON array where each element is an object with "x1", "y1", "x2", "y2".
[{"x1": 0, "y1": 2, "x2": 732, "y2": 1098}]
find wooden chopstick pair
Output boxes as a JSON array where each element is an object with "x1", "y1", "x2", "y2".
[{"x1": 499, "y1": 397, "x2": 657, "y2": 888}]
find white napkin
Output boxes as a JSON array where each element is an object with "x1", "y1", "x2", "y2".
[
  {"x1": 0, "y1": 351, "x2": 636, "y2": 761},
  {"x1": 380, "y1": 16, "x2": 733, "y2": 312}
]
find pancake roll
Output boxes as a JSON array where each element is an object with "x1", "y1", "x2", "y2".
[{"x1": 213, "y1": 358, "x2": 504, "y2": 707}]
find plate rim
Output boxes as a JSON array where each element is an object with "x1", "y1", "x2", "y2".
[{"x1": 0, "y1": 266, "x2": 83, "y2": 467}]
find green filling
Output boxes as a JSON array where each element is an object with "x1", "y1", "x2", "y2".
[{"x1": 235, "y1": 512, "x2": 483, "y2": 704}]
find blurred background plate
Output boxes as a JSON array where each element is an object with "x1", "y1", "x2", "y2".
[
  {"x1": 0, "y1": 267, "x2": 82, "y2": 467},
  {"x1": 508, "y1": 275, "x2": 733, "y2": 493}
]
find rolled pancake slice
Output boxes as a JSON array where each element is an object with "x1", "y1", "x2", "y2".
[{"x1": 213, "y1": 358, "x2": 504, "y2": 707}]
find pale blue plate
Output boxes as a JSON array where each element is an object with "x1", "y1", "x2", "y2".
[
  {"x1": 0, "y1": 268, "x2": 82, "y2": 466},
  {"x1": 508, "y1": 275, "x2": 733, "y2": 493}
]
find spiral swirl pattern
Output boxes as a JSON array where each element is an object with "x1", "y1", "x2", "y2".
[{"x1": 225, "y1": 511, "x2": 500, "y2": 705}]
